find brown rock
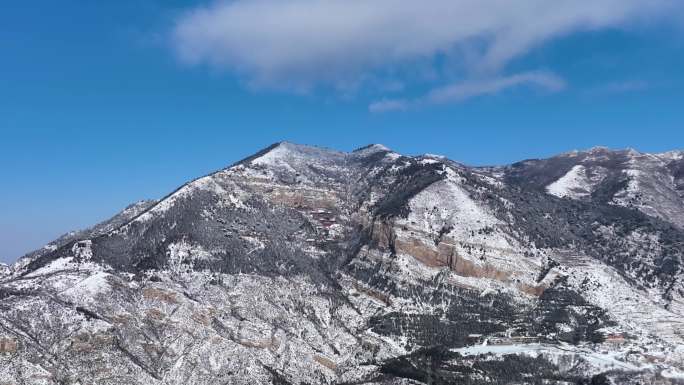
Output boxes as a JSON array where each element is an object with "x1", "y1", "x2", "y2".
[
  {"x1": 143, "y1": 287, "x2": 179, "y2": 304},
  {"x1": 0, "y1": 337, "x2": 17, "y2": 354}
]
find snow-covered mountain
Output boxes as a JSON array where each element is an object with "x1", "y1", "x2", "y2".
[{"x1": 1, "y1": 142, "x2": 683, "y2": 385}]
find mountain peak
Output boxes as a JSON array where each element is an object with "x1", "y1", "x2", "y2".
[
  {"x1": 232, "y1": 141, "x2": 343, "y2": 168},
  {"x1": 586, "y1": 145, "x2": 611, "y2": 153},
  {"x1": 353, "y1": 143, "x2": 391, "y2": 153},
  {"x1": 249, "y1": 141, "x2": 345, "y2": 166},
  {"x1": 657, "y1": 149, "x2": 684, "y2": 161}
]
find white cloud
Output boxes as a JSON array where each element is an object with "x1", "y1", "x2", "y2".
[
  {"x1": 369, "y1": 99, "x2": 409, "y2": 113},
  {"x1": 427, "y1": 71, "x2": 566, "y2": 103},
  {"x1": 589, "y1": 80, "x2": 651, "y2": 94},
  {"x1": 172, "y1": 0, "x2": 677, "y2": 97},
  {"x1": 369, "y1": 71, "x2": 565, "y2": 111}
]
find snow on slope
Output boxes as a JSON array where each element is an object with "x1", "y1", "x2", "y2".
[
  {"x1": 134, "y1": 175, "x2": 228, "y2": 223},
  {"x1": 546, "y1": 165, "x2": 592, "y2": 199}
]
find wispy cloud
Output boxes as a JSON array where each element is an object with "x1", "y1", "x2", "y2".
[
  {"x1": 427, "y1": 71, "x2": 566, "y2": 104},
  {"x1": 368, "y1": 99, "x2": 409, "y2": 113},
  {"x1": 369, "y1": 71, "x2": 566, "y2": 112},
  {"x1": 589, "y1": 80, "x2": 651, "y2": 94},
  {"x1": 172, "y1": 0, "x2": 679, "y2": 103}
]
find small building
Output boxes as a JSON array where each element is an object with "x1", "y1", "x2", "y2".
[
  {"x1": 604, "y1": 333, "x2": 627, "y2": 345},
  {"x1": 467, "y1": 334, "x2": 484, "y2": 344}
]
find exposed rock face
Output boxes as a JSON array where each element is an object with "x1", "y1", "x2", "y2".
[
  {"x1": 1, "y1": 142, "x2": 683, "y2": 384},
  {"x1": 0, "y1": 337, "x2": 18, "y2": 354}
]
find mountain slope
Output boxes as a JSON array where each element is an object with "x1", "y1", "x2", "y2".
[
  {"x1": 505, "y1": 147, "x2": 684, "y2": 229},
  {"x1": 1, "y1": 142, "x2": 683, "y2": 385}
]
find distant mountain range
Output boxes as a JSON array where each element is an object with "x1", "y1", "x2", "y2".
[{"x1": 1, "y1": 142, "x2": 683, "y2": 384}]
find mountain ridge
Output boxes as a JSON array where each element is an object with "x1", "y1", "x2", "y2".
[
  {"x1": 12, "y1": 141, "x2": 684, "y2": 265},
  {"x1": 2, "y1": 142, "x2": 683, "y2": 384}
]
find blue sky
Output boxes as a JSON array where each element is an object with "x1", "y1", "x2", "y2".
[{"x1": 1, "y1": 0, "x2": 684, "y2": 262}]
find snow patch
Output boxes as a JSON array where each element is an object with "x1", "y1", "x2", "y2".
[
  {"x1": 26, "y1": 257, "x2": 75, "y2": 277},
  {"x1": 654, "y1": 150, "x2": 683, "y2": 162},
  {"x1": 227, "y1": 193, "x2": 247, "y2": 209},
  {"x1": 546, "y1": 165, "x2": 591, "y2": 199},
  {"x1": 167, "y1": 241, "x2": 216, "y2": 274},
  {"x1": 662, "y1": 368, "x2": 684, "y2": 379},
  {"x1": 62, "y1": 272, "x2": 111, "y2": 301},
  {"x1": 135, "y1": 176, "x2": 226, "y2": 222},
  {"x1": 453, "y1": 343, "x2": 644, "y2": 372},
  {"x1": 419, "y1": 158, "x2": 440, "y2": 165}
]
